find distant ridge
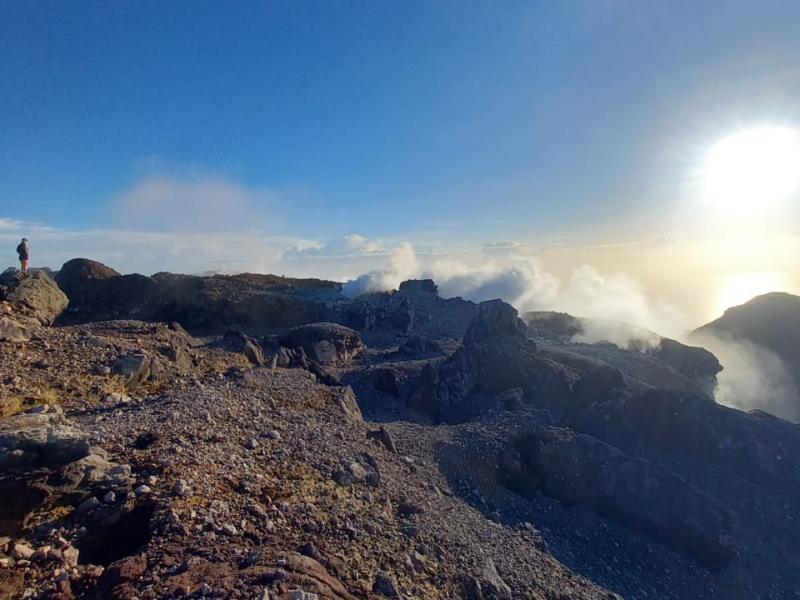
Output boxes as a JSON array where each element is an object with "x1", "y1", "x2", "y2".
[
  {"x1": 691, "y1": 292, "x2": 800, "y2": 420},
  {"x1": 692, "y1": 292, "x2": 800, "y2": 358}
]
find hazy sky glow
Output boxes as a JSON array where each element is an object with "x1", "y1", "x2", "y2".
[{"x1": 3, "y1": 1, "x2": 800, "y2": 328}]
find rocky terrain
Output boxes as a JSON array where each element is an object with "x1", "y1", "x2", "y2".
[{"x1": 1, "y1": 262, "x2": 799, "y2": 600}]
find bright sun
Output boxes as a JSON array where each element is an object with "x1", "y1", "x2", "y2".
[
  {"x1": 717, "y1": 272, "x2": 783, "y2": 316},
  {"x1": 704, "y1": 126, "x2": 800, "y2": 212}
]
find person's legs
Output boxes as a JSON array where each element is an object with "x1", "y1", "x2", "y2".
[{"x1": 20, "y1": 259, "x2": 28, "y2": 276}]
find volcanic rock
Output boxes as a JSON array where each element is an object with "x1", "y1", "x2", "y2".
[
  {"x1": 463, "y1": 299, "x2": 527, "y2": 345},
  {"x1": 503, "y1": 429, "x2": 736, "y2": 566},
  {"x1": 280, "y1": 322, "x2": 364, "y2": 366},
  {"x1": 569, "y1": 387, "x2": 800, "y2": 490},
  {"x1": 112, "y1": 353, "x2": 152, "y2": 390},
  {"x1": 0, "y1": 270, "x2": 68, "y2": 326},
  {"x1": 0, "y1": 411, "x2": 91, "y2": 466},
  {"x1": 0, "y1": 317, "x2": 31, "y2": 343},
  {"x1": 398, "y1": 279, "x2": 438, "y2": 296},
  {"x1": 217, "y1": 329, "x2": 265, "y2": 365}
]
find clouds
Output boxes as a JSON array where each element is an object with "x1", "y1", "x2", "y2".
[
  {"x1": 0, "y1": 217, "x2": 56, "y2": 234},
  {"x1": 335, "y1": 241, "x2": 691, "y2": 341},
  {"x1": 111, "y1": 173, "x2": 278, "y2": 233},
  {"x1": 282, "y1": 235, "x2": 386, "y2": 259},
  {"x1": 342, "y1": 243, "x2": 419, "y2": 297},
  {"x1": 0, "y1": 214, "x2": 307, "y2": 276}
]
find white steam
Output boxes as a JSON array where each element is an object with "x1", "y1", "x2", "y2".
[
  {"x1": 571, "y1": 319, "x2": 662, "y2": 350},
  {"x1": 691, "y1": 333, "x2": 800, "y2": 422},
  {"x1": 344, "y1": 242, "x2": 691, "y2": 344},
  {"x1": 342, "y1": 243, "x2": 419, "y2": 298}
]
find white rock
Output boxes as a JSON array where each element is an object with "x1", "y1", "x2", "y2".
[{"x1": 134, "y1": 485, "x2": 152, "y2": 495}]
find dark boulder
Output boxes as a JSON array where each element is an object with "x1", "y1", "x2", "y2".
[
  {"x1": 279, "y1": 322, "x2": 364, "y2": 366},
  {"x1": 217, "y1": 329, "x2": 265, "y2": 365},
  {"x1": 0, "y1": 411, "x2": 92, "y2": 467},
  {"x1": 398, "y1": 279, "x2": 438, "y2": 296},
  {"x1": 405, "y1": 300, "x2": 578, "y2": 421},
  {"x1": 560, "y1": 365, "x2": 628, "y2": 427},
  {"x1": 463, "y1": 299, "x2": 527, "y2": 345},
  {"x1": 56, "y1": 259, "x2": 158, "y2": 322}
]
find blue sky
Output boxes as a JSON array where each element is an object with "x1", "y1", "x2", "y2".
[{"x1": 2, "y1": 1, "x2": 800, "y2": 326}]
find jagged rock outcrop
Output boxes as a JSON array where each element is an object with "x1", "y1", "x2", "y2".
[
  {"x1": 421, "y1": 300, "x2": 578, "y2": 421},
  {"x1": 332, "y1": 296, "x2": 415, "y2": 336},
  {"x1": 525, "y1": 311, "x2": 722, "y2": 397},
  {"x1": 464, "y1": 299, "x2": 527, "y2": 345},
  {"x1": 216, "y1": 329, "x2": 265, "y2": 365},
  {"x1": 0, "y1": 407, "x2": 130, "y2": 538},
  {"x1": 566, "y1": 387, "x2": 800, "y2": 490},
  {"x1": 280, "y1": 323, "x2": 364, "y2": 366},
  {"x1": 0, "y1": 270, "x2": 68, "y2": 326},
  {"x1": 647, "y1": 339, "x2": 721, "y2": 397},
  {"x1": 501, "y1": 429, "x2": 736, "y2": 567}
]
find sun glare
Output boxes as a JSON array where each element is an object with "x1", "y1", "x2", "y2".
[
  {"x1": 716, "y1": 271, "x2": 783, "y2": 316},
  {"x1": 704, "y1": 126, "x2": 800, "y2": 212}
]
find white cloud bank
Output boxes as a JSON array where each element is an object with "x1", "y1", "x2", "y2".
[{"x1": 339, "y1": 241, "x2": 691, "y2": 340}]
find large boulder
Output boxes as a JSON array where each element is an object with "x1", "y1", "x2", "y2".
[
  {"x1": 279, "y1": 322, "x2": 364, "y2": 366},
  {"x1": 55, "y1": 258, "x2": 120, "y2": 296},
  {"x1": 56, "y1": 259, "x2": 159, "y2": 322},
  {"x1": 217, "y1": 329, "x2": 264, "y2": 365},
  {"x1": 501, "y1": 429, "x2": 736, "y2": 567},
  {"x1": 464, "y1": 299, "x2": 527, "y2": 345},
  {"x1": 0, "y1": 271, "x2": 68, "y2": 326}
]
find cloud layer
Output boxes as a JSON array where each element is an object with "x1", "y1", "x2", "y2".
[{"x1": 111, "y1": 173, "x2": 276, "y2": 232}]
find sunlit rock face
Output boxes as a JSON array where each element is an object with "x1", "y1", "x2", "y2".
[{"x1": 0, "y1": 270, "x2": 68, "y2": 326}]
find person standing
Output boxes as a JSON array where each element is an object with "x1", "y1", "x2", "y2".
[{"x1": 16, "y1": 238, "x2": 29, "y2": 276}]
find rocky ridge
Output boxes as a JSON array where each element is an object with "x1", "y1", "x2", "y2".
[{"x1": 0, "y1": 261, "x2": 798, "y2": 600}]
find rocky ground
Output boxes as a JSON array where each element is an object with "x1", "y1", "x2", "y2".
[
  {"x1": 1, "y1": 320, "x2": 615, "y2": 600},
  {"x1": 2, "y1": 263, "x2": 800, "y2": 600}
]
